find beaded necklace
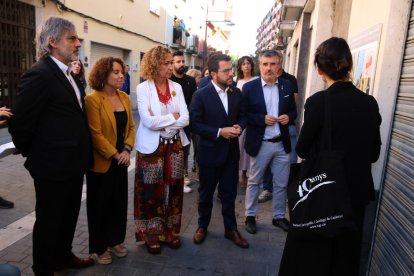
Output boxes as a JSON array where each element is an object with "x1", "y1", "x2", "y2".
[{"x1": 155, "y1": 79, "x2": 171, "y2": 105}]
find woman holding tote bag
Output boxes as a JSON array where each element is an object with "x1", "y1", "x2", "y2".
[{"x1": 279, "y1": 37, "x2": 382, "y2": 276}]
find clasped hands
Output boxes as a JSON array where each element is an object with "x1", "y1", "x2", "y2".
[
  {"x1": 114, "y1": 151, "x2": 130, "y2": 166},
  {"x1": 220, "y1": 124, "x2": 242, "y2": 139},
  {"x1": 265, "y1": 114, "x2": 289, "y2": 126}
]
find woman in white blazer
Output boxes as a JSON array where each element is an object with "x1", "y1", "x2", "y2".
[{"x1": 134, "y1": 46, "x2": 189, "y2": 254}]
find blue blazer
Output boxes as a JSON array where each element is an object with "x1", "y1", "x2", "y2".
[
  {"x1": 189, "y1": 83, "x2": 246, "y2": 166},
  {"x1": 242, "y1": 77, "x2": 297, "y2": 157}
]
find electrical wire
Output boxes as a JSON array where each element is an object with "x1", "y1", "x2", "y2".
[{"x1": 49, "y1": 0, "x2": 167, "y2": 46}]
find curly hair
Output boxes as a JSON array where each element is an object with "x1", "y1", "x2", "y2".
[
  {"x1": 314, "y1": 37, "x2": 353, "y2": 81},
  {"x1": 88, "y1": 57, "x2": 125, "y2": 90},
  {"x1": 236, "y1": 56, "x2": 255, "y2": 80},
  {"x1": 140, "y1": 46, "x2": 172, "y2": 80}
]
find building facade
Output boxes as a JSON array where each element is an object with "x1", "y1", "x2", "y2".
[
  {"x1": 1, "y1": 0, "x2": 169, "y2": 108},
  {"x1": 0, "y1": 0, "x2": 235, "y2": 109},
  {"x1": 275, "y1": 0, "x2": 414, "y2": 274}
]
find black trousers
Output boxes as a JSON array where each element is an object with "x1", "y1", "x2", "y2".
[
  {"x1": 86, "y1": 160, "x2": 128, "y2": 255},
  {"x1": 32, "y1": 173, "x2": 84, "y2": 275},
  {"x1": 197, "y1": 152, "x2": 239, "y2": 231}
]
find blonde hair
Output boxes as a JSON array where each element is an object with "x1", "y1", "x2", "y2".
[
  {"x1": 140, "y1": 46, "x2": 171, "y2": 80},
  {"x1": 186, "y1": 69, "x2": 202, "y2": 79}
]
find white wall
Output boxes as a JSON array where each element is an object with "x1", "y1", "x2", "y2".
[{"x1": 348, "y1": 0, "x2": 411, "y2": 188}]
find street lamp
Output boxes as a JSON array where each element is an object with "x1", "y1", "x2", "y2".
[{"x1": 203, "y1": 19, "x2": 235, "y2": 68}]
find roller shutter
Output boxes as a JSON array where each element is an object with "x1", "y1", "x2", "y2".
[
  {"x1": 369, "y1": 3, "x2": 414, "y2": 276},
  {"x1": 90, "y1": 42, "x2": 124, "y2": 67}
]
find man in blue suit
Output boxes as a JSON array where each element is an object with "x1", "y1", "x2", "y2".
[
  {"x1": 242, "y1": 50, "x2": 297, "y2": 234},
  {"x1": 189, "y1": 53, "x2": 249, "y2": 248}
]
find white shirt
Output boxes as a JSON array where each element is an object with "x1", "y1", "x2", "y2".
[
  {"x1": 236, "y1": 76, "x2": 259, "y2": 90},
  {"x1": 261, "y1": 78, "x2": 281, "y2": 139},
  {"x1": 50, "y1": 56, "x2": 83, "y2": 109},
  {"x1": 212, "y1": 81, "x2": 230, "y2": 138},
  {"x1": 212, "y1": 81, "x2": 229, "y2": 114}
]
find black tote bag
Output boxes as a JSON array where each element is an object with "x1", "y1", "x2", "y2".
[{"x1": 287, "y1": 92, "x2": 356, "y2": 239}]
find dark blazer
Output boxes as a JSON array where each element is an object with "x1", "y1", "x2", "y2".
[
  {"x1": 198, "y1": 76, "x2": 211, "y2": 89},
  {"x1": 9, "y1": 56, "x2": 92, "y2": 180},
  {"x1": 296, "y1": 81, "x2": 382, "y2": 207},
  {"x1": 189, "y1": 82, "x2": 246, "y2": 166},
  {"x1": 242, "y1": 77, "x2": 297, "y2": 157}
]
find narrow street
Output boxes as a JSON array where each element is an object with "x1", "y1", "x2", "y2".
[{"x1": 0, "y1": 112, "x2": 287, "y2": 276}]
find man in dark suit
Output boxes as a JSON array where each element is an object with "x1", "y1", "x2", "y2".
[
  {"x1": 8, "y1": 17, "x2": 93, "y2": 275},
  {"x1": 170, "y1": 50, "x2": 198, "y2": 193},
  {"x1": 242, "y1": 49, "x2": 297, "y2": 234},
  {"x1": 189, "y1": 53, "x2": 248, "y2": 248}
]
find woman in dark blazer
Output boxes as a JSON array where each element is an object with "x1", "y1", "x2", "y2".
[
  {"x1": 279, "y1": 37, "x2": 382, "y2": 276},
  {"x1": 85, "y1": 57, "x2": 135, "y2": 264}
]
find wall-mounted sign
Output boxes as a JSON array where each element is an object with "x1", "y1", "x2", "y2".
[{"x1": 83, "y1": 21, "x2": 88, "y2": 33}]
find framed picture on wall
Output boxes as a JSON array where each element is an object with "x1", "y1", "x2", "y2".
[{"x1": 348, "y1": 24, "x2": 382, "y2": 95}]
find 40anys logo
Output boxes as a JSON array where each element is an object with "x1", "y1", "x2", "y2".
[{"x1": 292, "y1": 173, "x2": 335, "y2": 211}]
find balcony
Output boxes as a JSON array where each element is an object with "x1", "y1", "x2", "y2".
[
  {"x1": 281, "y1": 0, "x2": 306, "y2": 21},
  {"x1": 171, "y1": 28, "x2": 189, "y2": 49},
  {"x1": 279, "y1": 20, "x2": 296, "y2": 38},
  {"x1": 185, "y1": 45, "x2": 198, "y2": 54}
]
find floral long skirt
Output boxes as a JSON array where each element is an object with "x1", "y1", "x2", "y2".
[{"x1": 134, "y1": 138, "x2": 184, "y2": 244}]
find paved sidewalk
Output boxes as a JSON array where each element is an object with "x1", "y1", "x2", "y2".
[{"x1": 0, "y1": 149, "x2": 287, "y2": 276}]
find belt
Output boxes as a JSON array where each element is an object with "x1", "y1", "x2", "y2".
[
  {"x1": 160, "y1": 133, "x2": 179, "y2": 144},
  {"x1": 262, "y1": 136, "x2": 282, "y2": 143}
]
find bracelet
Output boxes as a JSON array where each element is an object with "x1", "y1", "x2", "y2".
[{"x1": 123, "y1": 147, "x2": 131, "y2": 154}]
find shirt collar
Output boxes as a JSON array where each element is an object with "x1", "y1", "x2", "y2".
[
  {"x1": 261, "y1": 77, "x2": 278, "y2": 88},
  {"x1": 50, "y1": 56, "x2": 69, "y2": 75},
  {"x1": 212, "y1": 80, "x2": 229, "y2": 94}
]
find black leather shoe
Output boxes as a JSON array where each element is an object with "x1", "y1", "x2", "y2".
[
  {"x1": 245, "y1": 216, "x2": 257, "y2": 234},
  {"x1": 0, "y1": 196, "x2": 14, "y2": 209},
  {"x1": 272, "y1": 218, "x2": 290, "y2": 232}
]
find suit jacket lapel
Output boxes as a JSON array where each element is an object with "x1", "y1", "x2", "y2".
[
  {"x1": 168, "y1": 80, "x2": 179, "y2": 112},
  {"x1": 256, "y1": 80, "x2": 267, "y2": 113},
  {"x1": 227, "y1": 86, "x2": 235, "y2": 119},
  {"x1": 101, "y1": 92, "x2": 117, "y2": 134},
  {"x1": 277, "y1": 79, "x2": 286, "y2": 115},
  {"x1": 147, "y1": 80, "x2": 162, "y2": 115},
  {"x1": 45, "y1": 57, "x2": 84, "y2": 113},
  {"x1": 208, "y1": 84, "x2": 228, "y2": 120}
]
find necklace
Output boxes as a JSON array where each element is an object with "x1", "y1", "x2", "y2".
[{"x1": 155, "y1": 79, "x2": 171, "y2": 105}]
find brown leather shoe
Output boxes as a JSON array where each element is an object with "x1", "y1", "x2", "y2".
[
  {"x1": 224, "y1": 230, "x2": 249, "y2": 248},
  {"x1": 193, "y1": 227, "x2": 207, "y2": 244},
  {"x1": 66, "y1": 254, "x2": 94, "y2": 269}
]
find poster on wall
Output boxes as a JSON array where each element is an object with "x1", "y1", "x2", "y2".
[
  {"x1": 351, "y1": 41, "x2": 378, "y2": 94},
  {"x1": 348, "y1": 24, "x2": 382, "y2": 95}
]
